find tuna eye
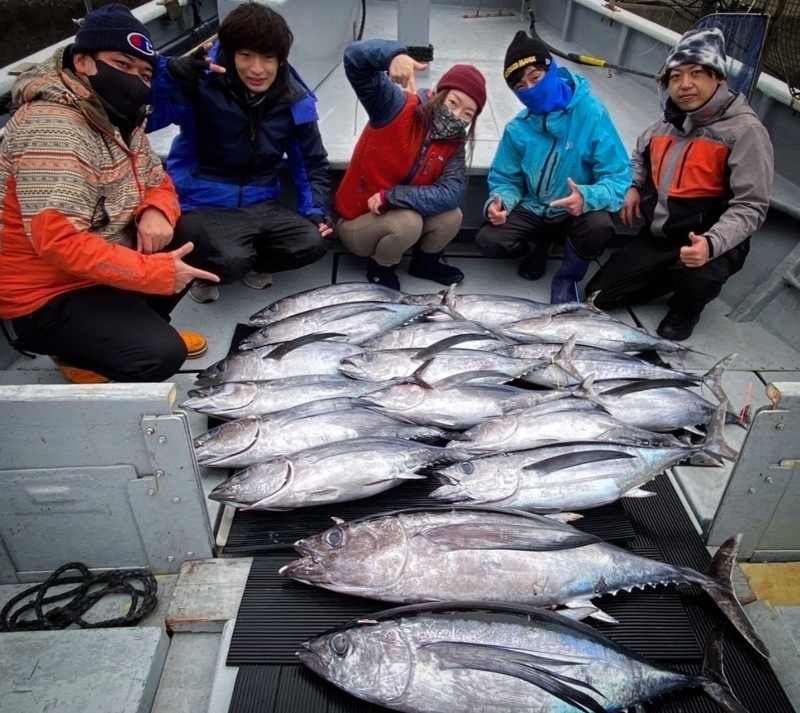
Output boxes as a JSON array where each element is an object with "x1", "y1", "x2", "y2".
[
  {"x1": 330, "y1": 632, "x2": 349, "y2": 656},
  {"x1": 268, "y1": 304, "x2": 278, "y2": 312},
  {"x1": 325, "y1": 528, "x2": 344, "y2": 548},
  {"x1": 460, "y1": 462, "x2": 475, "y2": 474}
]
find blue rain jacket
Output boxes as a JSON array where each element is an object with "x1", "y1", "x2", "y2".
[{"x1": 486, "y1": 69, "x2": 630, "y2": 219}]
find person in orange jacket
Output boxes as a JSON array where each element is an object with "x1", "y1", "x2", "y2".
[{"x1": 0, "y1": 4, "x2": 217, "y2": 382}]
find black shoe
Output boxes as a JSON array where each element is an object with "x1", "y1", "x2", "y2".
[
  {"x1": 517, "y1": 247, "x2": 549, "y2": 281},
  {"x1": 408, "y1": 251, "x2": 464, "y2": 285},
  {"x1": 367, "y1": 258, "x2": 401, "y2": 290},
  {"x1": 656, "y1": 310, "x2": 701, "y2": 341}
]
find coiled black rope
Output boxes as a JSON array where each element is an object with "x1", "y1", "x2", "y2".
[{"x1": 0, "y1": 562, "x2": 158, "y2": 632}]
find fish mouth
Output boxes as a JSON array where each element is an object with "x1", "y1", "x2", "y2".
[
  {"x1": 279, "y1": 556, "x2": 327, "y2": 582},
  {"x1": 296, "y1": 644, "x2": 323, "y2": 672}
]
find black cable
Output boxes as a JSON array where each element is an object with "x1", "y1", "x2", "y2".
[
  {"x1": 357, "y1": 0, "x2": 367, "y2": 41},
  {"x1": 0, "y1": 562, "x2": 158, "y2": 632}
]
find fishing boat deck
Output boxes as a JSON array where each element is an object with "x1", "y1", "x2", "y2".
[{"x1": 1, "y1": 2, "x2": 798, "y2": 712}]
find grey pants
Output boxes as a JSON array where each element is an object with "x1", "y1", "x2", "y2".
[{"x1": 337, "y1": 208, "x2": 462, "y2": 266}]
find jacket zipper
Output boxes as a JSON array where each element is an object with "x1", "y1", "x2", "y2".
[
  {"x1": 536, "y1": 116, "x2": 558, "y2": 199},
  {"x1": 674, "y1": 143, "x2": 693, "y2": 191}
]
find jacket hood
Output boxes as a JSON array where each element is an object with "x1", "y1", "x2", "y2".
[
  {"x1": 562, "y1": 68, "x2": 590, "y2": 109},
  {"x1": 12, "y1": 47, "x2": 118, "y2": 134}
]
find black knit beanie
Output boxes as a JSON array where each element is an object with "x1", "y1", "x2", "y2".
[
  {"x1": 503, "y1": 30, "x2": 552, "y2": 84},
  {"x1": 73, "y1": 3, "x2": 157, "y2": 69}
]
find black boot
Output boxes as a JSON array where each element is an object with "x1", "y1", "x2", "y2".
[
  {"x1": 550, "y1": 241, "x2": 590, "y2": 304},
  {"x1": 367, "y1": 257, "x2": 400, "y2": 290},
  {"x1": 408, "y1": 250, "x2": 464, "y2": 286},
  {"x1": 517, "y1": 241, "x2": 550, "y2": 281},
  {"x1": 656, "y1": 309, "x2": 701, "y2": 341}
]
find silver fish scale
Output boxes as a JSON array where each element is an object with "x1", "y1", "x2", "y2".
[
  {"x1": 445, "y1": 294, "x2": 584, "y2": 326},
  {"x1": 303, "y1": 609, "x2": 692, "y2": 712}
]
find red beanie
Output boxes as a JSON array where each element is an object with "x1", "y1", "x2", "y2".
[{"x1": 437, "y1": 64, "x2": 487, "y2": 114}]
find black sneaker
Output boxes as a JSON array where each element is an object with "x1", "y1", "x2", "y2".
[
  {"x1": 517, "y1": 251, "x2": 548, "y2": 281},
  {"x1": 656, "y1": 309, "x2": 700, "y2": 341}
]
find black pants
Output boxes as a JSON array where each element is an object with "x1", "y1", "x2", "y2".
[
  {"x1": 475, "y1": 207, "x2": 615, "y2": 260},
  {"x1": 10, "y1": 222, "x2": 211, "y2": 382},
  {"x1": 586, "y1": 230, "x2": 750, "y2": 314},
  {"x1": 175, "y1": 201, "x2": 329, "y2": 283}
]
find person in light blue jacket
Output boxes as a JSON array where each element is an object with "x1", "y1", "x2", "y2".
[{"x1": 476, "y1": 30, "x2": 630, "y2": 303}]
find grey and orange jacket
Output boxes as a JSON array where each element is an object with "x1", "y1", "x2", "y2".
[
  {"x1": 0, "y1": 48, "x2": 180, "y2": 320},
  {"x1": 632, "y1": 83, "x2": 773, "y2": 257}
]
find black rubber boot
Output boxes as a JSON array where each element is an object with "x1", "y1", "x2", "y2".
[
  {"x1": 517, "y1": 241, "x2": 550, "y2": 281},
  {"x1": 550, "y1": 241, "x2": 590, "y2": 304},
  {"x1": 367, "y1": 257, "x2": 400, "y2": 290},
  {"x1": 408, "y1": 250, "x2": 464, "y2": 285},
  {"x1": 656, "y1": 309, "x2": 701, "y2": 341}
]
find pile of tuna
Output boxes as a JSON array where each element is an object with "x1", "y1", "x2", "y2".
[{"x1": 181, "y1": 283, "x2": 763, "y2": 712}]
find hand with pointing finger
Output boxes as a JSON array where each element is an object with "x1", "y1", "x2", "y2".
[
  {"x1": 170, "y1": 242, "x2": 220, "y2": 294},
  {"x1": 487, "y1": 195, "x2": 508, "y2": 226},
  {"x1": 550, "y1": 177, "x2": 585, "y2": 216},
  {"x1": 167, "y1": 41, "x2": 226, "y2": 85},
  {"x1": 680, "y1": 232, "x2": 710, "y2": 268},
  {"x1": 388, "y1": 54, "x2": 428, "y2": 94}
]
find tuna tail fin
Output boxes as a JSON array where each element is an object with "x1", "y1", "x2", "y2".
[
  {"x1": 702, "y1": 353, "x2": 736, "y2": 405},
  {"x1": 689, "y1": 534, "x2": 771, "y2": 660},
  {"x1": 701, "y1": 401, "x2": 739, "y2": 463},
  {"x1": 698, "y1": 626, "x2": 752, "y2": 712}
]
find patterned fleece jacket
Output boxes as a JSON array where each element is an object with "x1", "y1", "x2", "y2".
[{"x1": 0, "y1": 48, "x2": 180, "y2": 319}]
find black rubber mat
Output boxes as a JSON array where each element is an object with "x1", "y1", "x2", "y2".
[
  {"x1": 226, "y1": 473, "x2": 795, "y2": 713},
  {"x1": 222, "y1": 479, "x2": 637, "y2": 554}
]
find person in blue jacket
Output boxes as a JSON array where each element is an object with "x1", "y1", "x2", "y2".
[
  {"x1": 148, "y1": 3, "x2": 332, "y2": 303},
  {"x1": 476, "y1": 30, "x2": 630, "y2": 303}
]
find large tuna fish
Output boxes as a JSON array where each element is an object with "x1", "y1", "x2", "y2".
[
  {"x1": 298, "y1": 602, "x2": 752, "y2": 712},
  {"x1": 194, "y1": 334, "x2": 363, "y2": 386},
  {"x1": 448, "y1": 403, "x2": 681, "y2": 453},
  {"x1": 248, "y1": 282, "x2": 408, "y2": 327},
  {"x1": 239, "y1": 302, "x2": 437, "y2": 349},
  {"x1": 181, "y1": 375, "x2": 387, "y2": 420},
  {"x1": 360, "y1": 319, "x2": 512, "y2": 351},
  {"x1": 283, "y1": 507, "x2": 767, "y2": 659},
  {"x1": 440, "y1": 291, "x2": 589, "y2": 325},
  {"x1": 208, "y1": 437, "x2": 469, "y2": 511},
  {"x1": 362, "y1": 374, "x2": 594, "y2": 430},
  {"x1": 433, "y1": 403, "x2": 736, "y2": 511},
  {"x1": 193, "y1": 398, "x2": 447, "y2": 468},
  {"x1": 498, "y1": 313, "x2": 684, "y2": 353}
]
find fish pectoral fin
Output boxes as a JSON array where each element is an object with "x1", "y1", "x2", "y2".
[
  {"x1": 423, "y1": 641, "x2": 606, "y2": 713},
  {"x1": 306, "y1": 487, "x2": 342, "y2": 502},
  {"x1": 621, "y1": 487, "x2": 656, "y2": 499},
  {"x1": 522, "y1": 449, "x2": 636, "y2": 473},
  {"x1": 417, "y1": 522, "x2": 599, "y2": 552},
  {"x1": 563, "y1": 599, "x2": 620, "y2": 624}
]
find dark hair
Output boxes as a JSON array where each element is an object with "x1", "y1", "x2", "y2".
[
  {"x1": 218, "y1": 2, "x2": 293, "y2": 64},
  {"x1": 419, "y1": 90, "x2": 478, "y2": 160}
]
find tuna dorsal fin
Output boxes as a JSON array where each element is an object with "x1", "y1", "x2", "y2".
[
  {"x1": 264, "y1": 333, "x2": 347, "y2": 359},
  {"x1": 423, "y1": 641, "x2": 606, "y2": 713},
  {"x1": 418, "y1": 522, "x2": 598, "y2": 552},
  {"x1": 522, "y1": 450, "x2": 635, "y2": 472}
]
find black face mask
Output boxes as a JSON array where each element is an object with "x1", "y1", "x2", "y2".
[{"x1": 88, "y1": 59, "x2": 152, "y2": 122}]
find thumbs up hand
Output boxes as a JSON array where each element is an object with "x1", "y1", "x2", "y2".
[
  {"x1": 549, "y1": 177, "x2": 585, "y2": 216},
  {"x1": 487, "y1": 195, "x2": 508, "y2": 226},
  {"x1": 680, "y1": 232, "x2": 710, "y2": 268}
]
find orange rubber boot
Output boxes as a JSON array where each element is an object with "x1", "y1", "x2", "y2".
[
  {"x1": 51, "y1": 358, "x2": 110, "y2": 384},
  {"x1": 180, "y1": 331, "x2": 208, "y2": 359}
]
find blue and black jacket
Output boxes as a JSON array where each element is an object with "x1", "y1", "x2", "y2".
[{"x1": 148, "y1": 42, "x2": 331, "y2": 218}]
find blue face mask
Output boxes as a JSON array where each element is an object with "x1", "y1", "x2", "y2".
[{"x1": 514, "y1": 61, "x2": 573, "y2": 114}]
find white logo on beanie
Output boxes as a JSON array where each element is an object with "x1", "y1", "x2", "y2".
[{"x1": 127, "y1": 32, "x2": 155, "y2": 57}]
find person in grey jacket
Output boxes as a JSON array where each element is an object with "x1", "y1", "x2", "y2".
[{"x1": 587, "y1": 27, "x2": 773, "y2": 340}]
